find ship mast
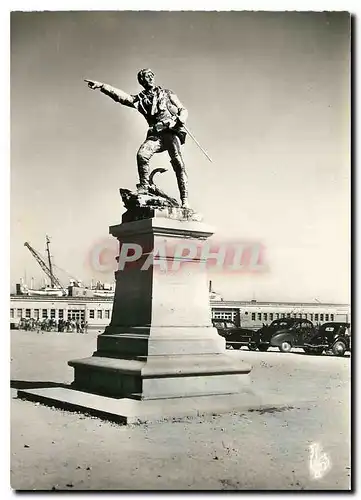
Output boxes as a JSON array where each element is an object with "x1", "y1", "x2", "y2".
[
  {"x1": 45, "y1": 235, "x2": 55, "y2": 288},
  {"x1": 24, "y1": 239, "x2": 64, "y2": 290}
]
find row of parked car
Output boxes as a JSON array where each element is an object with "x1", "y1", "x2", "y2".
[{"x1": 212, "y1": 318, "x2": 351, "y2": 357}]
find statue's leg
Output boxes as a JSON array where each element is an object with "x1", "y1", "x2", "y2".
[
  {"x1": 167, "y1": 135, "x2": 189, "y2": 208},
  {"x1": 137, "y1": 138, "x2": 162, "y2": 193}
]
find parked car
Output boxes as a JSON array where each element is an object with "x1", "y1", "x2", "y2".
[
  {"x1": 249, "y1": 318, "x2": 351, "y2": 356},
  {"x1": 212, "y1": 319, "x2": 255, "y2": 349},
  {"x1": 249, "y1": 318, "x2": 315, "y2": 353},
  {"x1": 302, "y1": 322, "x2": 351, "y2": 357}
]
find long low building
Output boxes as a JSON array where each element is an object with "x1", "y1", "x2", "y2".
[
  {"x1": 211, "y1": 300, "x2": 350, "y2": 329},
  {"x1": 10, "y1": 295, "x2": 351, "y2": 330}
]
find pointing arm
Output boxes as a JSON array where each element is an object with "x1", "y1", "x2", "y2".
[{"x1": 84, "y1": 79, "x2": 136, "y2": 108}]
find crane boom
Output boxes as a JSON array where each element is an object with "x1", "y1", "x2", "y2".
[{"x1": 24, "y1": 241, "x2": 64, "y2": 290}]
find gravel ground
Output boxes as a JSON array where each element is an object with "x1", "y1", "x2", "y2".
[{"x1": 10, "y1": 330, "x2": 351, "y2": 491}]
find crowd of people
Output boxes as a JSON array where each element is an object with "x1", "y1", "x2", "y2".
[{"x1": 18, "y1": 317, "x2": 89, "y2": 333}]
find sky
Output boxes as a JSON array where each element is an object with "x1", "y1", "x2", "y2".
[{"x1": 10, "y1": 10, "x2": 351, "y2": 303}]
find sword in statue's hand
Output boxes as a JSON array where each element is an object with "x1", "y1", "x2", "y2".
[
  {"x1": 182, "y1": 124, "x2": 213, "y2": 163},
  {"x1": 169, "y1": 112, "x2": 213, "y2": 163}
]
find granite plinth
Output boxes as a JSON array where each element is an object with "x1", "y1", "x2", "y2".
[
  {"x1": 68, "y1": 214, "x2": 253, "y2": 403},
  {"x1": 69, "y1": 353, "x2": 251, "y2": 400}
]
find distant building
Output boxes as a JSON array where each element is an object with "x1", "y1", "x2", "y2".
[
  {"x1": 211, "y1": 299, "x2": 350, "y2": 329},
  {"x1": 10, "y1": 294, "x2": 350, "y2": 331},
  {"x1": 208, "y1": 281, "x2": 223, "y2": 301},
  {"x1": 10, "y1": 295, "x2": 113, "y2": 330},
  {"x1": 209, "y1": 291, "x2": 223, "y2": 301}
]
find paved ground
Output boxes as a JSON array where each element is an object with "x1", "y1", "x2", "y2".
[{"x1": 10, "y1": 330, "x2": 351, "y2": 491}]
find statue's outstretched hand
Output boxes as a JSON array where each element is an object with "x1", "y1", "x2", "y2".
[{"x1": 84, "y1": 79, "x2": 103, "y2": 90}]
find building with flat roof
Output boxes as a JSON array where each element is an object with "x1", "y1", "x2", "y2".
[
  {"x1": 10, "y1": 294, "x2": 350, "y2": 331},
  {"x1": 211, "y1": 299, "x2": 350, "y2": 329}
]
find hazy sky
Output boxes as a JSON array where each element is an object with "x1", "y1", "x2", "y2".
[{"x1": 10, "y1": 10, "x2": 350, "y2": 303}]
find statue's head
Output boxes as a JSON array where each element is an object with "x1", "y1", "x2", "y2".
[{"x1": 137, "y1": 68, "x2": 155, "y2": 89}]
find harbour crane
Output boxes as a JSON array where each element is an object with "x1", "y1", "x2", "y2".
[
  {"x1": 45, "y1": 235, "x2": 56, "y2": 288},
  {"x1": 24, "y1": 238, "x2": 64, "y2": 290}
]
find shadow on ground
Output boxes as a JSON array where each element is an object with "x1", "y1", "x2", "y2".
[
  {"x1": 11, "y1": 380, "x2": 69, "y2": 390},
  {"x1": 290, "y1": 352, "x2": 351, "y2": 358}
]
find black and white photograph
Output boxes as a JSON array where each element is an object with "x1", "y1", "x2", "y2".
[{"x1": 9, "y1": 7, "x2": 351, "y2": 491}]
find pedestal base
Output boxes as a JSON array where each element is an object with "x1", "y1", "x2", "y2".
[
  {"x1": 68, "y1": 214, "x2": 253, "y2": 404},
  {"x1": 16, "y1": 386, "x2": 296, "y2": 425},
  {"x1": 69, "y1": 352, "x2": 252, "y2": 400}
]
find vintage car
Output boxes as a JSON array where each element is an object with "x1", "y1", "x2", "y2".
[
  {"x1": 249, "y1": 318, "x2": 351, "y2": 356},
  {"x1": 212, "y1": 319, "x2": 255, "y2": 349},
  {"x1": 248, "y1": 318, "x2": 315, "y2": 353},
  {"x1": 302, "y1": 322, "x2": 351, "y2": 356}
]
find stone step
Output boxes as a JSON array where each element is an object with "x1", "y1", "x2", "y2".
[{"x1": 16, "y1": 386, "x2": 299, "y2": 425}]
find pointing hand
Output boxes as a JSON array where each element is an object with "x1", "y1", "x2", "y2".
[{"x1": 84, "y1": 79, "x2": 103, "y2": 90}]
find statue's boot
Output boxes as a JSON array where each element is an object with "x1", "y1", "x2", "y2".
[
  {"x1": 137, "y1": 184, "x2": 149, "y2": 195},
  {"x1": 137, "y1": 161, "x2": 150, "y2": 194},
  {"x1": 172, "y1": 160, "x2": 189, "y2": 208}
]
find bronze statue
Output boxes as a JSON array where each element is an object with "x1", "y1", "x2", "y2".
[{"x1": 85, "y1": 69, "x2": 189, "y2": 208}]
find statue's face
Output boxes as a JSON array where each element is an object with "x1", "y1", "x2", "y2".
[{"x1": 141, "y1": 71, "x2": 155, "y2": 90}]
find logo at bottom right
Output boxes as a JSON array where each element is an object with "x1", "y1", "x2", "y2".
[{"x1": 309, "y1": 442, "x2": 331, "y2": 480}]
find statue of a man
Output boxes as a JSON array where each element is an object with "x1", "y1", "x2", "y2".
[{"x1": 85, "y1": 69, "x2": 189, "y2": 208}]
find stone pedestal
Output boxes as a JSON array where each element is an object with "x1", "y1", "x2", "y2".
[{"x1": 68, "y1": 210, "x2": 252, "y2": 401}]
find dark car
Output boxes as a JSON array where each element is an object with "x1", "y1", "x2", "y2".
[
  {"x1": 212, "y1": 319, "x2": 255, "y2": 349},
  {"x1": 303, "y1": 322, "x2": 351, "y2": 356},
  {"x1": 249, "y1": 318, "x2": 315, "y2": 353}
]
